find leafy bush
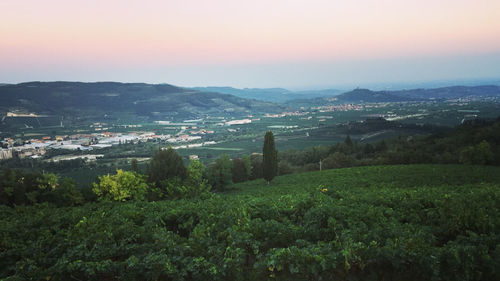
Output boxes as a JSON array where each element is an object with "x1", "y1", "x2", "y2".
[
  {"x1": 149, "y1": 159, "x2": 211, "y2": 200},
  {"x1": 92, "y1": 169, "x2": 148, "y2": 201}
]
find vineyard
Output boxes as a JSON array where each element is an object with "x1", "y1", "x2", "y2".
[{"x1": 1, "y1": 164, "x2": 499, "y2": 280}]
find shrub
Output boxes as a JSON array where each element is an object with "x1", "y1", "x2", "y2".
[{"x1": 92, "y1": 170, "x2": 148, "y2": 201}]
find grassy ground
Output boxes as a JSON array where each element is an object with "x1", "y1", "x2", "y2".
[{"x1": 227, "y1": 164, "x2": 500, "y2": 198}]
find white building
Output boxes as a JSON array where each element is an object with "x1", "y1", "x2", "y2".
[
  {"x1": 225, "y1": 119, "x2": 252, "y2": 126},
  {"x1": 0, "y1": 148, "x2": 13, "y2": 160}
]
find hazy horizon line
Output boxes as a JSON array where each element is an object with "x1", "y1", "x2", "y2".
[{"x1": 2, "y1": 76, "x2": 500, "y2": 92}]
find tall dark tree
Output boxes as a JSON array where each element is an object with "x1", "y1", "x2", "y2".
[
  {"x1": 130, "y1": 158, "x2": 139, "y2": 173},
  {"x1": 148, "y1": 147, "x2": 187, "y2": 185},
  {"x1": 262, "y1": 131, "x2": 278, "y2": 184}
]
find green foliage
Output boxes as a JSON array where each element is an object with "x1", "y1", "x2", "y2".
[
  {"x1": 37, "y1": 173, "x2": 60, "y2": 191},
  {"x1": 155, "y1": 159, "x2": 210, "y2": 200},
  {"x1": 250, "y1": 154, "x2": 263, "y2": 180},
  {"x1": 92, "y1": 169, "x2": 148, "y2": 201},
  {"x1": 0, "y1": 169, "x2": 83, "y2": 206},
  {"x1": 156, "y1": 177, "x2": 190, "y2": 200},
  {"x1": 459, "y1": 140, "x2": 494, "y2": 165},
  {"x1": 186, "y1": 159, "x2": 206, "y2": 189},
  {"x1": 1, "y1": 164, "x2": 499, "y2": 280},
  {"x1": 232, "y1": 155, "x2": 251, "y2": 183},
  {"x1": 322, "y1": 152, "x2": 355, "y2": 169},
  {"x1": 278, "y1": 160, "x2": 293, "y2": 175},
  {"x1": 206, "y1": 154, "x2": 233, "y2": 191},
  {"x1": 263, "y1": 131, "x2": 278, "y2": 183},
  {"x1": 278, "y1": 118, "x2": 500, "y2": 172},
  {"x1": 363, "y1": 143, "x2": 375, "y2": 154},
  {"x1": 52, "y1": 178, "x2": 84, "y2": 206},
  {"x1": 344, "y1": 134, "x2": 353, "y2": 146},
  {"x1": 148, "y1": 147, "x2": 187, "y2": 185},
  {"x1": 38, "y1": 177, "x2": 84, "y2": 207},
  {"x1": 130, "y1": 158, "x2": 139, "y2": 173}
]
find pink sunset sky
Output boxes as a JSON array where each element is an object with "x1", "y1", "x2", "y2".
[{"x1": 1, "y1": 0, "x2": 500, "y2": 88}]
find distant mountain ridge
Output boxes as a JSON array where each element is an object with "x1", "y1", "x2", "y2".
[
  {"x1": 335, "y1": 88, "x2": 414, "y2": 103},
  {"x1": 294, "y1": 85, "x2": 500, "y2": 105},
  {"x1": 0, "y1": 81, "x2": 282, "y2": 120},
  {"x1": 390, "y1": 85, "x2": 500, "y2": 100},
  {"x1": 192, "y1": 86, "x2": 342, "y2": 102},
  {"x1": 2, "y1": 82, "x2": 499, "y2": 119},
  {"x1": 196, "y1": 84, "x2": 500, "y2": 105}
]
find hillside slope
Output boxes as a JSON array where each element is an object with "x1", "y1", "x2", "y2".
[
  {"x1": 0, "y1": 81, "x2": 281, "y2": 119},
  {"x1": 1, "y1": 164, "x2": 499, "y2": 280},
  {"x1": 335, "y1": 88, "x2": 417, "y2": 103}
]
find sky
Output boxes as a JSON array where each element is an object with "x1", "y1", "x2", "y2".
[{"x1": 1, "y1": 0, "x2": 500, "y2": 89}]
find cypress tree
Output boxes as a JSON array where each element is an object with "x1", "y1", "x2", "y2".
[{"x1": 262, "y1": 131, "x2": 278, "y2": 184}]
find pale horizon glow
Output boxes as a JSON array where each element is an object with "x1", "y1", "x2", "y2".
[{"x1": 1, "y1": 0, "x2": 500, "y2": 88}]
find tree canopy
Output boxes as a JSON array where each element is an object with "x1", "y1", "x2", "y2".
[
  {"x1": 232, "y1": 155, "x2": 251, "y2": 183},
  {"x1": 207, "y1": 154, "x2": 233, "y2": 191},
  {"x1": 148, "y1": 147, "x2": 187, "y2": 185},
  {"x1": 92, "y1": 169, "x2": 148, "y2": 201}
]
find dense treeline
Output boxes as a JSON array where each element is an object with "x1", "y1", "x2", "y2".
[
  {"x1": 0, "y1": 156, "x2": 88, "y2": 172},
  {"x1": 278, "y1": 118, "x2": 500, "y2": 173},
  {"x1": 0, "y1": 169, "x2": 85, "y2": 207},
  {"x1": 0, "y1": 147, "x2": 211, "y2": 206}
]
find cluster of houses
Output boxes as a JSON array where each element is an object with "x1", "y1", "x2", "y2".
[
  {"x1": 0, "y1": 130, "x2": 209, "y2": 161},
  {"x1": 0, "y1": 138, "x2": 47, "y2": 160},
  {"x1": 313, "y1": 104, "x2": 364, "y2": 113},
  {"x1": 264, "y1": 111, "x2": 309, "y2": 118}
]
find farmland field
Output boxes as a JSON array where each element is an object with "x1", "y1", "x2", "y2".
[{"x1": 2, "y1": 164, "x2": 499, "y2": 280}]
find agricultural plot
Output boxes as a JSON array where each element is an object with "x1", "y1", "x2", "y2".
[
  {"x1": 1, "y1": 164, "x2": 499, "y2": 280},
  {"x1": 2, "y1": 116, "x2": 62, "y2": 129}
]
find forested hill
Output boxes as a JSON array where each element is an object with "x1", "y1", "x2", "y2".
[
  {"x1": 0, "y1": 81, "x2": 281, "y2": 119},
  {"x1": 293, "y1": 85, "x2": 500, "y2": 105},
  {"x1": 393, "y1": 85, "x2": 500, "y2": 99},
  {"x1": 338, "y1": 85, "x2": 500, "y2": 102}
]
